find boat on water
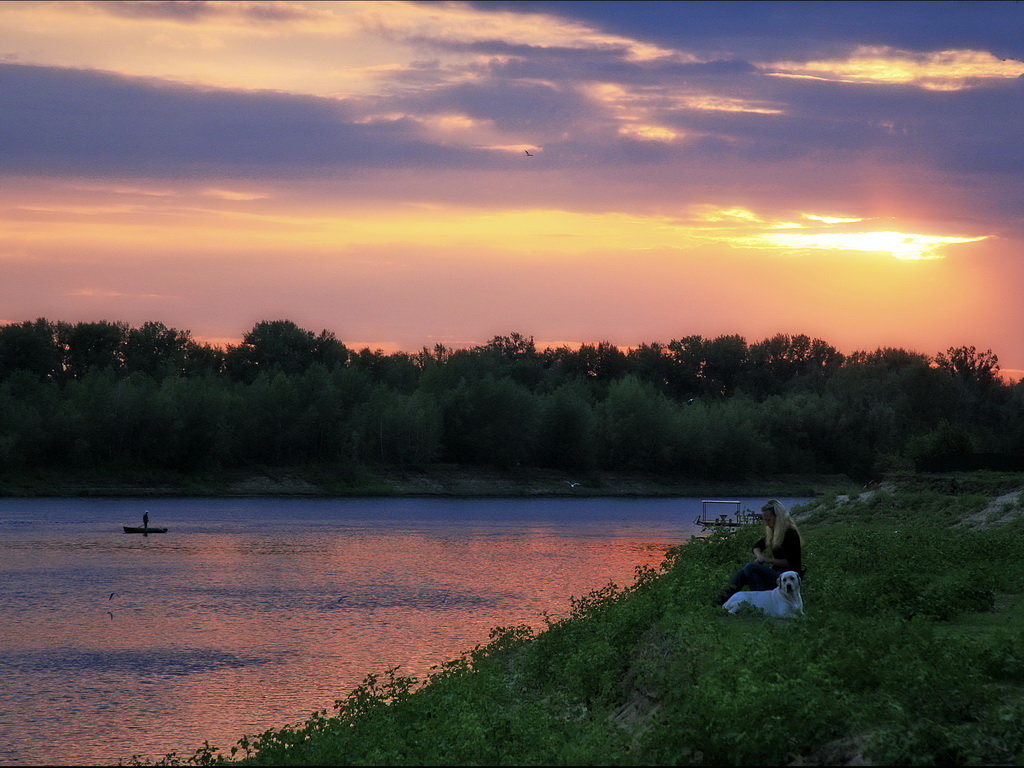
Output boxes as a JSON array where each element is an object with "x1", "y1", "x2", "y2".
[
  {"x1": 694, "y1": 499, "x2": 760, "y2": 530},
  {"x1": 123, "y1": 526, "x2": 168, "y2": 534}
]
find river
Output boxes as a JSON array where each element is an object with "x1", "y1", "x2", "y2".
[{"x1": 0, "y1": 496, "x2": 807, "y2": 765}]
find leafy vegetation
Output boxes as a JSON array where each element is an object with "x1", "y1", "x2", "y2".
[
  {"x1": 0, "y1": 320, "x2": 1020, "y2": 484},
  {"x1": 132, "y1": 487, "x2": 1024, "y2": 766}
]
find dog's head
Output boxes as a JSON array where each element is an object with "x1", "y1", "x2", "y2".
[{"x1": 778, "y1": 571, "x2": 801, "y2": 600}]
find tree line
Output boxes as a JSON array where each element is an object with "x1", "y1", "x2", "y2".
[{"x1": 0, "y1": 319, "x2": 1020, "y2": 479}]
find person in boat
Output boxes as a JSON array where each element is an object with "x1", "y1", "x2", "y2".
[
  {"x1": 143, "y1": 511, "x2": 149, "y2": 529},
  {"x1": 716, "y1": 499, "x2": 804, "y2": 605}
]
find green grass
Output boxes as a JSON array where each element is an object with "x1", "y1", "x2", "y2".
[{"x1": 134, "y1": 483, "x2": 1024, "y2": 766}]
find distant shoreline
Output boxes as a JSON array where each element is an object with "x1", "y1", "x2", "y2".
[{"x1": 0, "y1": 466, "x2": 859, "y2": 499}]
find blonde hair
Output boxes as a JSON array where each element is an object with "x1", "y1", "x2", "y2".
[{"x1": 762, "y1": 499, "x2": 802, "y2": 552}]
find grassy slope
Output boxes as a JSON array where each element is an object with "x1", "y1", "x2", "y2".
[{"x1": 143, "y1": 475, "x2": 1024, "y2": 767}]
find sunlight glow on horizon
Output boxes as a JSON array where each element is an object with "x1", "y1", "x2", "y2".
[
  {"x1": 0, "y1": 192, "x2": 988, "y2": 263},
  {"x1": 745, "y1": 231, "x2": 990, "y2": 260}
]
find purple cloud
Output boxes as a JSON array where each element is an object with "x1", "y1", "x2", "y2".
[{"x1": 0, "y1": 63, "x2": 489, "y2": 176}]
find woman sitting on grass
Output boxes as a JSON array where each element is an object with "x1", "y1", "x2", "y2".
[{"x1": 716, "y1": 499, "x2": 804, "y2": 605}]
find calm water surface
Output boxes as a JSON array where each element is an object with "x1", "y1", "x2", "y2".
[{"x1": 0, "y1": 496, "x2": 807, "y2": 765}]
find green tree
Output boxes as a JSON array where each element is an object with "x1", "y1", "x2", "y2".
[
  {"x1": 665, "y1": 335, "x2": 707, "y2": 398},
  {"x1": 122, "y1": 321, "x2": 194, "y2": 380},
  {"x1": 350, "y1": 349, "x2": 420, "y2": 393},
  {"x1": 227, "y1": 320, "x2": 348, "y2": 382},
  {"x1": 0, "y1": 371, "x2": 56, "y2": 467},
  {"x1": 702, "y1": 334, "x2": 748, "y2": 397},
  {"x1": 229, "y1": 371, "x2": 307, "y2": 463},
  {"x1": 0, "y1": 319, "x2": 62, "y2": 381},
  {"x1": 832, "y1": 348, "x2": 956, "y2": 439},
  {"x1": 57, "y1": 320, "x2": 128, "y2": 380},
  {"x1": 560, "y1": 341, "x2": 629, "y2": 382},
  {"x1": 479, "y1": 332, "x2": 537, "y2": 360},
  {"x1": 536, "y1": 384, "x2": 597, "y2": 470},
  {"x1": 906, "y1": 421, "x2": 975, "y2": 472},
  {"x1": 698, "y1": 397, "x2": 770, "y2": 477},
  {"x1": 627, "y1": 342, "x2": 674, "y2": 394},
  {"x1": 664, "y1": 334, "x2": 749, "y2": 398},
  {"x1": 934, "y1": 345, "x2": 1000, "y2": 387},
  {"x1": 598, "y1": 375, "x2": 680, "y2": 470},
  {"x1": 355, "y1": 387, "x2": 442, "y2": 465},
  {"x1": 479, "y1": 333, "x2": 547, "y2": 390},
  {"x1": 150, "y1": 376, "x2": 234, "y2": 470},
  {"x1": 747, "y1": 333, "x2": 844, "y2": 395},
  {"x1": 441, "y1": 375, "x2": 539, "y2": 467}
]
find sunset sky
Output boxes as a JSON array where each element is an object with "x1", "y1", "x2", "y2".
[{"x1": 2, "y1": 1, "x2": 1022, "y2": 376}]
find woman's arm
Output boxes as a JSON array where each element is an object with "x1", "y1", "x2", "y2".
[
  {"x1": 752, "y1": 537, "x2": 770, "y2": 563},
  {"x1": 753, "y1": 535, "x2": 793, "y2": 567}
]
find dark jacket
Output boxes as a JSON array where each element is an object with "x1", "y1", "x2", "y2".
[{"x1": 754, "y1": 527, "x2": 803, "y2": 577}]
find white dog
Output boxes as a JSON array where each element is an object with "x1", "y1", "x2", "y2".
[{"x1": 723, "y1": 571, "x2": 804, "y2": 618}]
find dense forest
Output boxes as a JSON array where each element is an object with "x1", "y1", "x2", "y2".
[{"x1": 0, "y1": 318, "x2": 1020, "y2": 480}]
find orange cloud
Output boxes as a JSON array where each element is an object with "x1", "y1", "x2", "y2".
[
  {"x1": 67, "y1": 288, "x2": 171, "y2": 299},
  {"x1": 801, "y1": 213, "x2": 864, "y2": 224},
  {"x1": 585, "y1": 82, "x2": 784, "y2": 145},
  {"x1": 0, "y1": 1, "x2": 680, "y2": 99},
  {"x1": 765, "y1": 46, "x2": 1024, "y2": 90}
]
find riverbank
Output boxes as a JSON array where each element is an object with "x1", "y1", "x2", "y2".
[
  {"x1": 0, "y1": 464, "x2": 861, "y2": 498},
  {"x1": 134, "y1": 475, "x2": 1024, "y2": 766}
]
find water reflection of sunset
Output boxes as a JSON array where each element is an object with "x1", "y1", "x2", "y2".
[{"x1": 1, "y1": 496, "x2": 730, "y2": 765}]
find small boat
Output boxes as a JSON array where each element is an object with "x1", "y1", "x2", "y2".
[
  {"x1": 123, "y1": 526, "x2": 168, "y2": 534},
  {"x1": 694, "y1": 499, "x2": 760, "y2": 530}
]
